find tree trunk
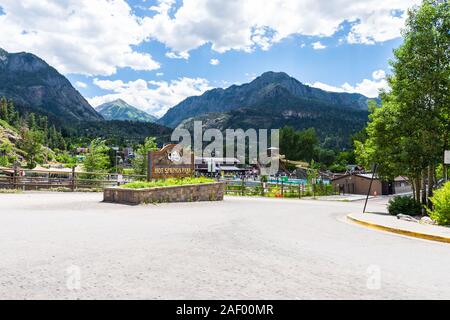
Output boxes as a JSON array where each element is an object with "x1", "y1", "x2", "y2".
[
  {"x1": 427, "y1": 164, "x2": 434, "y2": 210},
  {"x1": 415, "y1": 177, "x2": 421, "y2": 203},
  {"x1": 421, "y1": 170, "x2": 427, "y2": 214}
]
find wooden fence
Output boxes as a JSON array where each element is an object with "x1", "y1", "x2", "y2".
[
  {"x1": 0, "y1": 167, "x2": 339, "y2": 198},
  {"x1": 0, "y1": 167, "x2": 146, "y2": 191}
]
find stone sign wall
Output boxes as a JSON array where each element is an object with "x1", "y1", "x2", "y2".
[
  {"x1": 148, "y1": 144, "x2": 194, "y2": 180},
  {"x1": 103, "y1": 182, "x2": 225, "y2": 205}
]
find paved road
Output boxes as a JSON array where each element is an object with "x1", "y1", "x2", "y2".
[{"x1": 0, "y1": 192, "x2": 449, "y2": 299}]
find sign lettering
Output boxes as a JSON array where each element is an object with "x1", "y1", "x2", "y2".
[{"x1": 148, "y1": 144, "x2": 195, "y2": 180}]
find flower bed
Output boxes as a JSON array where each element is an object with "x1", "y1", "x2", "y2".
[{"x1": 103, "y1": 178, "x2": 224, "y2": 205}]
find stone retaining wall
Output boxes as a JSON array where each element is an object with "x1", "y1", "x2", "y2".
[{"x1": 103, "y1": 182, "x2": 224, "y2": 205}]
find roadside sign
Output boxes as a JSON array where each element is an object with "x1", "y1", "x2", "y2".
[
  {"x1": 148, "y1": 144, "x2": 194, "y2": 180},
  {"x1": 281, "y1": 176, "x2": 289, "y2": 182},
  {"x1": 445, "y1": 151, "x2": 450, "y2": 164}
]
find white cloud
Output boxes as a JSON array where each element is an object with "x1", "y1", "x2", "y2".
[
  {"x1": 165, "y1": 51, "x2": 190, "y2": 59},
  {"x1": 89, "y1": 77, "x2": 212, "y2": 117},
  {"x1": 143, "y1": 0, "x2": 420, "y2": 55},
  {"x1": 312, "y1": 41, "x2": 326, "y2": 50},
  {"x1": 372, "y1": 69, "x2": 386, "y2": 80},
  {"x1": 0, "y1": 0, "x2": 420, "y2": 77},
  {"x1": 210, "y1": 58, "x2": 220, "y2": 66},
  {"x1": 156, "y1": 72, "x2": 164, "y2": 77},
  {"x1": 311, "y1": 82, "x2": 347, "y2": 93},
  {"x1": 0, "y1": 0, "x2": 160, "y2": 76},
  {"x1": 75, "y1": 81, "x2": 87, "y2": 89},
  {"x1": 312, "y1": 69, "x2": 389, "y2": 98}
]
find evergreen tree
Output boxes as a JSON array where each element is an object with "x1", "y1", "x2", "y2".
[
  {"x1": 7, "y1": 100, "x2": 14, "y2": 123},
  {"x1": 20, "y1": 129, "x2": 45, "y2": 169},
  {"x1": 27, "y1": 113, "x2": 37, "y2": 130},
  {"x1": 0, "y1": 97, "x2": 7, "y2": 121}
]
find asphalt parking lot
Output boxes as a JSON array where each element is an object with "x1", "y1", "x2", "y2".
[{"x1": 1, "y1": 192, "x2": 449, "y2": 299}]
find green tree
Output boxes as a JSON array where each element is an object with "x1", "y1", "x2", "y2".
[
  {"x1": 21, "y1": 129, "x2": 45, "y2": 169},
  {"x1": 0, "y1": 140, "x2": 13, "y2": 166},
  {"x1": 83, "y1": 138, "x2": 110, "y2": 173},
  {"x1": 132, "y1": 137, "x2": 158, "y2": 176},
  {"x1": 280, "y1": 127, "x2": 319, "y2": 162},
  {"x1": 0, "y1": 97, "x2": 8, "y2": 121},
  {"x1": 356, "y1": 0, "x2": 449, "y2": 207},
  {"x1": 7, "y1": 100, "x2": 15, "y2": 123}
]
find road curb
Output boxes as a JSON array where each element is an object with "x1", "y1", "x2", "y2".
[{"x1": 347, "y1": 214, "x2": 450, "y2": 244}]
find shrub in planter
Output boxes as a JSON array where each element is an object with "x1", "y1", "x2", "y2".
[
  {"x1": 427, "y1": 182, "x2": 450, "y2": 226},
  {"x1": 387, "y1": 196, "x2": 422, "y2": 216}
]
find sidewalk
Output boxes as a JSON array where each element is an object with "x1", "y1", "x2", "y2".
[
  {"x1": 348, "y1": 212, "x2": 450, "y2": 244},
  {"x1": 303, "y1": 194, "x2": 374, "y2": 201}
]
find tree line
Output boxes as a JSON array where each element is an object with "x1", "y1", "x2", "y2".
[
  {"x1": 355, "y1": 0, "x2": 449, "y2": 209},
  {"x1": 0, "y1": 97, "x2": 67, "y2": 168}
]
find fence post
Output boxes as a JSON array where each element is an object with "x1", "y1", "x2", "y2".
[
  {"x1": 298, "y1": 183, "x2": 301, "y2": 199},
  {"x1": 281, "y1": 180, "x2": 284, "y2": 197},
  {"x1": 261, "y1": 181, "x2": 265, "y2": 197},
  {"x1": 13, "y1": 164, "x2": 17, "y2": 189},
  {"x1": 241, "y1": 177, "x2": 245, "y2": 196},
  {"x1": 71, "y1": 167, "x2": 76, "y2": 192}
]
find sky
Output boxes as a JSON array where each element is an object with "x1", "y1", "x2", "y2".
[{"x1": 0, "y1": 0, "x2": 421, "y2": 117}]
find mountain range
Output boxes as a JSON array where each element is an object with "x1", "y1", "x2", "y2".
[
  {"x1": 0, "y1": 48, "x2": 102, "y2": 123},
  {"x1": 158, "y1": 71, "x2": 372, "y2": 128},
  {"x1": 159, "y1": 71, "x2": 373, "y2": 149},
  {"x1": 0, "y1": 48, "x2": 373, "y2": 149},
  {"x1": 96, "y1": 99, "x2": 157, "y2": 122}
]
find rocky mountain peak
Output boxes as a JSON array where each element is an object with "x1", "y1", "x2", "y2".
[
  {"x1": 258, "y1": 71, "x2": 292, "y2": 82},
  {"x1": 158, "y1": 71, "x2": 372, "y2": 128},
  {"x1": 0, "y1": 50, "x2": 103, "y2": 122},
  {"x1": 96, "y1": 99, "x2": 157, "y2": 122}
]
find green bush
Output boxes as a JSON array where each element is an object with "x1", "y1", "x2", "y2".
[
  {"x1": 0, "y1": 155, "x2": 9, "y2": 166},
  {"x1": 387, "y1": 196, "x2": 422, "y2": 216},
  {"x1": 122, "y1": 177, "x2": 215, "y2": 189},
  {"x1": 0, "y1": 188, "x2": 22, "y2": 194},
  {"x1": 427, "y1": 182, "x2": 450, "y2": 226}
]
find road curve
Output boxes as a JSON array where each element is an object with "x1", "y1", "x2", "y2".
[{"x1": 0, "y1": 193, "x2": 449, "y2": 299}]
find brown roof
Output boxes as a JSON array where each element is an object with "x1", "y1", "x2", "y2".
[{"x1": 331, "y1": 173, "x2": 378, "y2": 182}]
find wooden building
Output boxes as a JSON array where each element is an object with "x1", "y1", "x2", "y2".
[{"x1": 331, "y1": 173, "x2": 411, "y2": 195}]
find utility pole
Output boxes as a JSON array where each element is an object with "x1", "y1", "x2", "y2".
[{"x1": 363, "y1": 164, "x2": 378, "y2": 213}]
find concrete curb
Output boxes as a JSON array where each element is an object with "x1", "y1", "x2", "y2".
[{"x1": 347, "y1": 214, "x2": 450, "y2": 244}]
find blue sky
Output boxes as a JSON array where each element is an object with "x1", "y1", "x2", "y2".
[{"x1": 0, "y1": 0, "x2": 419, "y2": 117}]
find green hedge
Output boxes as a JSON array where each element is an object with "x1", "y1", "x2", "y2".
[
  {"x1": 427, "y1": 182, "x2": 450, "y2": 226},
  {"x1": 387, "y1": 196, "x2": 422, "y2": 216},
  {"x1": 122, "y1": 177, "x2": 215, "y2": 189}
]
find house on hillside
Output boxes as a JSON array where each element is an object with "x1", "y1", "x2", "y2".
[{"x1": 331, "y1": 173, "x2": 411, "y2": 195}]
